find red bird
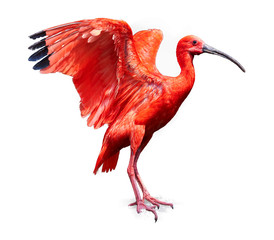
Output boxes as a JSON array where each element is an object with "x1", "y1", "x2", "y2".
[{"x1": 28, "y1": 18, "x2": 245, "y2": 221}]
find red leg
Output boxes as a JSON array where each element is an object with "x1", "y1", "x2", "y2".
[
  {"x1": 127, "y1": 150, "x2": 158, "y2": 221},
  {"x1": 127, "y1": 126, "x2": 158, "y2": 221},
  {"x1": 128, "y1": 133, "x2": 173, "y2": 221},
  {"x1": 132, "y1": 135, "x2": 174, "y2": 209},
  {"x1": 134, "y1": 166, "x2": 174, "y2": 209}
]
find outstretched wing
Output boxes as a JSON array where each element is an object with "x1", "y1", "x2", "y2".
[
  {"x1": 29, "y1": 18, "x2": 138, "y2": 127},
  {"x1": 133, "y1": 29, "x2": 163, "y2": 74},
  {"x1": 28, "y1": 19, "x2": 164, "y2": 129}
]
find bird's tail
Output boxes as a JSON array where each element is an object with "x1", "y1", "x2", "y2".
[{"x1": 93, "y1": 145, "x2": 120, "y2": 174}]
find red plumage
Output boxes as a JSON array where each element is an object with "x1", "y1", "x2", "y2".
[{"x1": 29, "y1": 18, "x2": 245, "y2": 221}]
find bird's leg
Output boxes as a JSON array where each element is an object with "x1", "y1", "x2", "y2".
[
  {"x1": 127, "y1": 150, "x2": 142, "y2": 205},
  {"x1": 132, "y1": 149, "x2": 174, "y2": 209},
  {"x1": 134, "y1": 165, "x2": 174, "y2": 209},
  {"x1": 130, "y1": 134, "x2": 173, "y2": 210},
  {"x1": 127, "y1": 126, "x2": 158, "y2": 221},
  {"x1": 127, "y1": 149, "x2": 158, "y2": 221}
]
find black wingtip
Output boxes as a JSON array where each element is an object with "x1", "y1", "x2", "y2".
[
  {"x1": 29, "y1": 30, "x2": 46, "y2": 39},
  {"x1": 33, "y1": 54, "x2": 51, "y2": 70},
  {"x1": 28, "y1": 46, "x2": 48, "y2": 61},
  {"x1": 28, "y1": 38, "x2": 46, "y2": 50}
]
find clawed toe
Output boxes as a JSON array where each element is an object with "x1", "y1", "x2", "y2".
[
  {"x1": 129, "y1": 200, "x2": 158, "y2": 221},
  {"x1": 129, "y1": 196, "x2": 173, "y2": 222},
  {"x1": 144, "y1": 195, "x2": 174, "y2": 209},
  {"x1": 128, "y1": 201, "x2": 137, "y2": 207}
]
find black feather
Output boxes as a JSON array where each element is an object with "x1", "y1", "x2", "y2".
[
  {"x1": 28, "y1": 39, "x2": 46, "y2": 50},
  {"x1": 28, "y1": 46, "x2": 48, "y2": 61},
  {"x1": 29, "y1": 30, "x2": 46, "y2": 39},
  {"x1": 33, "y1": 54, "x2": 52, "y2": 70}
]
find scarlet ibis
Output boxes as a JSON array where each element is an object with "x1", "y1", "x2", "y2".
[{"x1": 28, "y1": 18, "x2": 245, "y2": 221}]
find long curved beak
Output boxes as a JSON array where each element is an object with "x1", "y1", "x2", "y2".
[{"x1": 203, "y1": 44, "x2": 245, "y2": 72}]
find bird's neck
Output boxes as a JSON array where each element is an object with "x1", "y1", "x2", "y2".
[
  {"x1": 177, "y1": 50, "x2": 195, "y2": 82},
  {"x1": 167, "y1": 50, "x2": 195, "y2": 104}
]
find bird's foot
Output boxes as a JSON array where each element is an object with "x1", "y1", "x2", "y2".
[
  {"x1": 143, "y1": 193, "x2": 174, "y2": 209},
  {"x1": 129, "y1": 200, "x2": 158, "y2": 222},
  {"x1": 129, "y1": 195, "x2": 173, "y2": 221}
]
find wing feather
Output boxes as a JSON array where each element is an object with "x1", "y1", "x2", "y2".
[
  {"x1": 29, "y1": 18, "x2": 163, "y2": 128},
  {"x1": 133, "y1": 29, "x2": 163, "y2": 74},
  {"x1": 29, "y1": 19, "x2": 134, "y2": 127}
]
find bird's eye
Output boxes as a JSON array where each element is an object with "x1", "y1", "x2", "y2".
[{"x1": 192, "y1": 40, "x2": 197, "y2": 45}]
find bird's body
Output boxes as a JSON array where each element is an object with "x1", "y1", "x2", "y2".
[{"x1": 28, "y1": 18, "x2": 245, "y2": 221}]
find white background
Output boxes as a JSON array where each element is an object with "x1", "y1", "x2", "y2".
[{"x1": 1, "y1": 0, "x2": 273, "y2": 239}]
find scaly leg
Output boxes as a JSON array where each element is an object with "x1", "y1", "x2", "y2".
[
  {"x1": 127, "y1": 126, "x2": 159, "y2": 221},
  {"x1": 129, "y1": 134, "x2": 173, "y2": 217},
  {"x1": 128, "y1": 149, "x2": 158, "y2": 221},
  {"x1": 134, "y1": 165, "x2": 173, "y2": 209},
  {"x1": 130, "y1": 148, "x2": 174, "y2": 209}
]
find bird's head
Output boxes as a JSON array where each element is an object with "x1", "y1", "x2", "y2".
[{"x1": 177, "y1": 35, "x2": 245, "y2": 72}]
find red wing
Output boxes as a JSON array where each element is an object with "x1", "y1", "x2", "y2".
[
  {"x1": 29, "y1": 18, "x2": 136, "y2": 128},
  {"x1": 133, "y1": 29, "x2": 163, "y2": 74}
]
